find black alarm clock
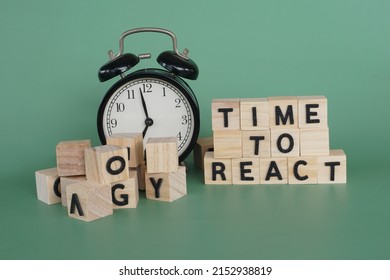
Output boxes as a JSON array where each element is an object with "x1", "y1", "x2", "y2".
[{"x1": 97, "y1": 27, "x2": 200, "y2": 163}]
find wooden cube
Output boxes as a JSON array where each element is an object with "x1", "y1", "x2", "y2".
[
  {"x1": 268, "y1": 96, "x2": 298, "y2": 128},
  {"x1": 259, "y1": 158, "x2": 288, "y2": 184},
  {"x1": 300, "y1": 128, "x2": 330, "y2": 156},
  {"x1": 213, "y1": 130, "x2": 242, "y2": 158},
  {"x1": 270, "y1": 129, "x2": 300, "y2": 157},
  {"x1": 60, "y1": 175, "x2": 86, "y2": 207},
  {"x1": 145, "y1": 137, "x2": 178, "y2": 173},
  {"x1": 130, "y1": 161, "x2": 146, "y2": 191},
  {"x1": 35, "y1": 167, "x2": 61, "y2": 205},
  {"x1": 193, "y1": 136, "x2": 214, "y2": 170},
  {"x1": 106, "y1": 133, "x2": 143, "y2": 168},
  {"x1": 317, "y1": 150, "x2": 347, "y2": 184},
  {"x1": 85, "y1": 145, "x2": 129, "y2": 184},
  {"x1": 66, "y1": 181, "x2": 113, "y2": 222},
  {"x1": 204, "y1": 152, "x2": 232, "y2": 185},
  {"x1": 232, "y1": 158, "x2": 260, "y2": 185},
  {"x1": 288, "y1": 156, "x2": 318, "y2": 184},
  {"x1": 298, "y1": 96, "x2": 328, "y2": 128},
  {"x1": 111, "y1": 171, "x2": 139, "y2": 209},
  {"x1": 242, "y1": 130, "x2": 271, "y2": 158},
  {"x1": 56, "y1": 140, "x2": 91, "y2": 176},
  {"x1": 240, "y1": 98, "x2": 269, "y2": 130},
  {"x1": 145, "y1": 166, "x2": 186, "y2": 202},
  {"x1": 212, "y1": 99, "x2": 240, "y2": 130}
]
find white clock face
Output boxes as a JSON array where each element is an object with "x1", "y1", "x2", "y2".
[{"x1": 102, "y1": 78, "x2": 195, "y2": 156}]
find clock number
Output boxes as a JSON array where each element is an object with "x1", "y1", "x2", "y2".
[
  {"x1": 177, "y1": 132, "x2": 183, "y2": 141},
  {"x1": 162, "y1": 87, "x2": 166, "y2": 97},
  {"x1": 175, "y1": 98, "x2": 181, "y2": 108},
  {"x1": 116, "y1": 102, "x2": 125, "y2": 112},
  {"x1": 110, "y1": 118, "x2": 118, "y2": 128},
  {"x1": 140, "y1": 83, "x2": 152, "y2": 93},
  {"x1": 182, "y1": 115, "x2": 188, "y2": 125},
  {"x1": 127, "y1": 89, "x2": 135, "y2": 99}
]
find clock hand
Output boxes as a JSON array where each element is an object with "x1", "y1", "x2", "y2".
[
  {"x1": 139, "y1": 90, "x2": 150, "y2": 118},
  {"x1": 139, "y1": 91, "x2": 154, "y2": 138}
]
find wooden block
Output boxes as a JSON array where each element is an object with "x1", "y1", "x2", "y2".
[
  {"x1": 85, "y1": 145, "x2": 129, "y2": 184},
  {"x1": 35, "y1": 168, "x2": 61, "y2": 205},
  {"x1": 145, "y1": 165, "x2": 186, "y2": 202},
  {"x1": 130, "y1": 161, "x2": 146, "y2": 191},
  {"x1": 317, "y1": 150, "x2": 347, "y2": 184},
  {"x1": 298, "y1": 95, "x2": 328, "y2": 128},
  {"x1": 270, "y1": 129, "x2": 300, "y2": 157},
  {"x1": 106, "y1": 133, "x2": 143, "y2": 168},
  {"x1": 145, "y1": 137, "x2": 178, "y2": 173},
  {"x1": 259, "y1": 158, "x2": 288, "y2": 184},
  {"x1": 232, "y1": 158, "x2": 260, "y2": 185},
  {"x1": 240, "y1": 98, "x2": 269, "y2": 130},
  {"x1": 193, "y1": 136, "x2": 214, "y2": 170},
  {"x1": 242, "y1": 130, "x2": 271, "y2": 158},
  {"x1": 56, "y1": 139, "x2": 91, "y2": 176},
  {"x1": 268, "y1": 96, "x2": 298, "y2": 128},
  {"x1": 204, "y1": 152, "x2": 232, "y2": 185},
  {"x1": 213, "y1": 130, "x2": 242, "y2": 158},
  {"x1": 111, "y1": 171, "x2": 139, "y2": 209},
  {"x1": 212, "y1": 98, "x2": 240, "y2": 130},
  {"x1": 66, "y1": 181, "x2": 113, "y2": 222},
  {"x1": 288, "y1": 156, "x2": 318, "y2": 184},
  {"x1": 300, "y1": 128, "x2": 329, "y2": 156},
  {"x1": 60, "y1": 175, "x2": 86, "y2": 207}
]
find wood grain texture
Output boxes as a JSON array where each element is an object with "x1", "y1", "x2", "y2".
[
  {"x1": 232, "y1": 158, "x2": 260, "y2": 185},
  {"x1": 213, "y1": 130, "x2": 242, "y2": 159},
  {"x1": 35, "y1": 167, "x2": 61, "y2": 205},
  {"x1": 298, "y1": 95, "x2": 328, "y2": 128},
  {"x1": 66, "y1": 181, "x2": 113, "y2": 222},
  {"x1": 259, "y1": 157, "x2": 288, "y2": 184},
  {"x1": 56, "y1": 139, "x2": 91, "y2": 176},
  {"x1": 288, "y1": 156, "x2": 318, "y2": 184},
  {"x1": 85, "y1": 145, "x2": 129, "y2": 184},
  {"x1": 240, "y1": 98, "x2": 270, "y2": 130},
  {"x1": 268, "y1": 96, "x2": 298, "y2": 129},
  {"x1": 60, "y1": 175, "x2": 86, "y2": 207},
  {"x1": 193, "y1": 136, "x2": 213, "y2": 170},
  {"x1": 145, "y1": 165, "x2": 187, "y2": 202},
  {"x1": 317, "y1": 149, "x2": 347, "y2": 184},
  {"x1": 110, "y1": 171, "x2": 139, "y2": 209},
  {"x1": 270, "y1": 128, "x2": 300, "y2": 157},
  {"x1": 107, "y1": 133, "x2": 143, "y2": 168},
  {"x1": 242, "y1": 130, "x2": 271, "y2": 158},
  {"x1": 145, "y1": 137, "x2": 178, "y2": 173},
  {"x1": 212, "y1": 98, "x2": 241, "y2": 131},
  {"x1": 300, "y1": 127, "x2": 330, "y2": 156}
]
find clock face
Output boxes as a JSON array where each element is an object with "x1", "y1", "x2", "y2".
[{"x1": 100, "y1": 77, "x2": 196, "y2": 158}]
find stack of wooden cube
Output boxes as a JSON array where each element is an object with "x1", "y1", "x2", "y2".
[
  {"x1": 35, "y1": 134, "x2": 144, "y2": 222},
  {"x1": 201, "y1": 96, "x2": 347, "y2": 185},
  {"x1": 144, "y1": 137, "x2": 187, "y2": 202}
]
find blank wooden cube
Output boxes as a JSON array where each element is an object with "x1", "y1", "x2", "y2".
[
  {"x1": 240, "y1": 98, "x2": 269, "y2": 130},
  {"x1": 85, "y1": 145, "x2": 129, "y2": 184},
  {"x1": 212, "y1": 99, "x2": 240, "y2": 130},
  {"x1": 66, "y1": 181, "x2": 113, "y2": 222},
  {"x1": 213, "y1": 130, "x2": 242, "y2": 158},
  {"x1": 288, "y1": 156, "x2": 318, "y2": 184},
  {"x1": 35, "y1": 167, "x2": 61, "y2": 205},
  {"x1": 145, "y1": 137, "x2": 178, "y2": 173},
  {"x1": 259, "y1": 158, "x2": 288, "y2": 184},
  {"x1": 106, "y1": 133, "x2": 143, "y2": 168},
  {"x1": 204, "y1": 152, "x2": 232, "y2": 185},
  {"x1": 232, "y1": 158, "x2": 260, "y2": 185},
  {"x1": 300, "y1": 128, "x2": 330, "y2": 156},
  {"x1": 56, "y1": 140, "x2": 91, "y2": 176},
  {"x1": 130, "y1": 161, "x2": 146, "y2": 191},
  {"x1": 242, "y1": 130, "x2": 271, "y2": 158},
  {"x1": 317, "y1": 150, "x2": 347, "y2": 184},
  {"x1": 270, "y1": 129, "x2": 300, "y2": 157},
  {"x1": 268, "y1": 96, "x2": 298, "y2": 128},
  {"x1": 145, "y1": 166, "x2": 186, "y2": 202},
  {"x1": 193, "y1": 136, "x2": 214, "y2": 170},
  {"x1": 298, "y1": 95, "x2": 328, "y2": 128},
  {"x1": 60, "y1": 175, "x2": 86, "y2": 207},
  {"x1": 111, "y1": 171, "x2": 139, "y2": 209}
]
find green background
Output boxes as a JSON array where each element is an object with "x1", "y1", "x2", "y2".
[{"x1": 1, "y1": 0, "x2": 389, "y2": 259}]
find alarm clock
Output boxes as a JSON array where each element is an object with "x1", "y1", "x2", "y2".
[{"x1": 97, "y1": 27, "x2": 200, "y2": 163}]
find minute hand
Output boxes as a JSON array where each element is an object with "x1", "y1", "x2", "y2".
[{"x1": 139, "y1": 91, "x2": 150, "y2": 118}]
